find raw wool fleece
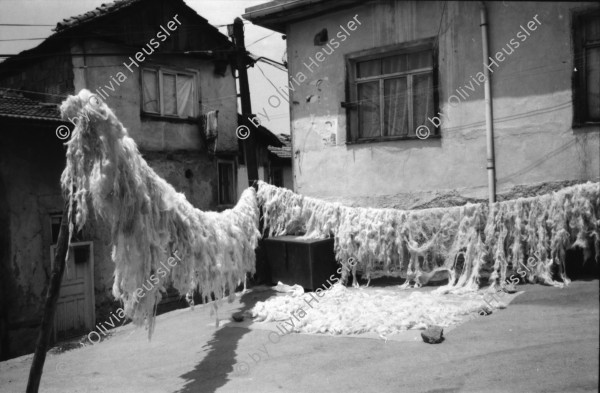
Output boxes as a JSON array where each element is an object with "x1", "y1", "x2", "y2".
[
  {"x1": 252, "y1": 284, "x2": 486, "y2": 336},
  {"x1": 60, "y1": 90, "x2": 260, "y2": 337},
  {"x1": 257, "y1": 181, "x2": 599, "y2": 293}
]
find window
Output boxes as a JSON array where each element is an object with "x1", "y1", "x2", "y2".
[
  {"x1": 50, "y1": 213, "x2": 83, "y2": 244},
  {"x1": 217, "y1": 161, "x2": 236, "y2": 206},
  {"x1": 345, "y1": 39, "x2": 437, "y2": 142},
  {"x1": 573, "y1": 10, "x2": 600, "y2": 124},
  {"x1": 142, "y1": 68, "x2": 197, "y2": 118}
]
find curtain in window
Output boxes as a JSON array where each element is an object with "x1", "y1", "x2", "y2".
[
  {"x1": 353, "y1": 48, "x2": 434, "y2": 139},
  {"x1": 177, "y1": 74, "x2": 194, "y2": 117},
  {"x1": 412, "y1": 73, "x2": 433, "y2": 136},
  {"x1": 382, "y1": 54, "x2": 407, "y2": 74},
  {"x1": 383, "y1": 54, "x2": 410, "y2": 136},
  {"x1": 384, "y1": 77, "x2": 408, "y2": 136},
  {"x1": 409, "y1": 50, "x2": 432, "y2": 70},
  {"x1": 142, "y1": 70, "x2": 159, "y2": 113},
  {"x1": 357, "y1": 58, "x2": 381, "y2": 78},
  {"x1": 163, "y1": 73, "x2": 177, "y2": 115},
  {"x1": 358, "y1": 81, "x2": 380, "y2": 138}
]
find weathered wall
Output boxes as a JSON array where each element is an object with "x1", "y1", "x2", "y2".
[
  {"x1": 286, "y1": 1, "x2": 600, "y2": 208},
  {"x1": 0, "y1": 50, "x2": 74, "y2": 103},
  {"x1": 71, "y1": 39, "x2": 238, "y2": 153},
  {"x1": 143, "y1": 151, "x2": 218, "y2": 210},
  {"x1": 0, "y1": 121, "x2": 67, "y2": 358}
]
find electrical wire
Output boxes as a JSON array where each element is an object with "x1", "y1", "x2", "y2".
[
  {"x1": 255, "y1": 63, "x2": 289, "y2": 101},
  {"x1": 254, "y1": 56, "x2": 287, "y2": 72},
  {"x1": 247, "y1": 32, "x2": 276, "y2": 47},
  {"x1": 0, "y1": 38, "x2": 46, "y2": 42},
  {"x1": 434, "y1": 1, "x2": 447, "y2": 48},
  {"x1": 0, "y1": 23, "x2": 55, "y2": 26},
  {"x1": 0, "y1": 24, "x2": 235, "y2": 43}
]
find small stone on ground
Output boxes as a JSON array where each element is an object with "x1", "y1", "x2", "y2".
[
  {"x1": 232, "y1": 312, "x2": 244, "y2": 322},
  {"x1": 421, "y1": 325, "x2": 444, "y2": 344}
]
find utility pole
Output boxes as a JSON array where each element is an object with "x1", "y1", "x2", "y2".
[{"x1": 231, "y1": 17, "x2": 259, "y2": 190}]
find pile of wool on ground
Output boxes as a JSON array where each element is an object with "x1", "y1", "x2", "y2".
[
  {"x1": 252, "y1": 284, "x2": 486, "y2": 336},
  {"x1": 60, "y1": 90, "x2": 260, "y2": 337},
  {"x1": 257, "y1": 181, "x2": 599, "y2": 293}
]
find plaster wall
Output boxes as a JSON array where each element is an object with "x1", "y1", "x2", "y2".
[
  {"x1": 285, "y1": 1, "x2": 599, "y2": 208},
  {"x1": 71, "y1": 39, "x2": 238, "y2": 152},
  {"x1": 0, "y1": 123, "x2": 69, "y2": 357}
]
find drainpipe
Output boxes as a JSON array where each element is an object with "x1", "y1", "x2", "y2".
[{"x1": 480, "y1": 2, "x2": 496, "y2": 205}]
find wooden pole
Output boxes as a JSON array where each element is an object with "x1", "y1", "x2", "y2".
[
  {"x1": 232, "y1": 18, "x2": 266, "y2": 286},
  {"x1": 26, "y1": 203, "x2": 70, "y2": 393},
  {"x1": 232, "y1": 17, "x2": 259, "y2": 190}
]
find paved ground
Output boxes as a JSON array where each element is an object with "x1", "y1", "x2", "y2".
[{"x1": 1, "y1": 280, "x2": 598, "y2": 393}]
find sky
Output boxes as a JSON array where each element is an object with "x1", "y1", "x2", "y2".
[{"x1": 0, "y1": 0, "x2": 290, "y2": 134}]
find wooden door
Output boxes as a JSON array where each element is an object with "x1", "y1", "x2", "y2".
[{"x1": 50, "y1": 241, "x2": 95, "y2": 340}]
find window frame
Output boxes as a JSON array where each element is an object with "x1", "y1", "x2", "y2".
[
  {"x1": 572, "y1": 8, "x2": 600, "y2": 126},
  {"x1": 140, "y1": 66, "x2": 199, "y2": 119},
  {"x1": 50, "y1": 212, "x2": 84, "y2": 244},
  {"x1": 217, "y1": 159, "x2": 237, "y2": 207},
  {"x1": 344, "y1": 38, "x2": 439, "y2": 144}
]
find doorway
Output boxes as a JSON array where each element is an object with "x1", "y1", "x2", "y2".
[{"x1": 50, "y1": 241, "x2": 95, "y2": 341}]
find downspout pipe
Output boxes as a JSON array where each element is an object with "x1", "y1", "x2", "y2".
[{"x1": 480, "y1": 2, "x2": 497, "y2": 206}]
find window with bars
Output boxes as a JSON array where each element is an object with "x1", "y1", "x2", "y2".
[
  {"x1": 141, "y1": 68, "x2": 197, "y2": 118},
  {"x1": 345, "y1": 39, "x2": 438, "y2": 142},
  {"x1": 573, "y1": 10, "x2": 600, "y2": 125},
  {"x1": 217, "y1": 161, "x2": 236, "y2": 206}
]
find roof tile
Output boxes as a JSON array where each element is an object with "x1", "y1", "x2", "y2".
[
  {"x1": 0, "y1": 90, "x2": 61, "y2": 121},
  {"x1": 54, "y1": 0, "x2": 143, "y2": 33}
]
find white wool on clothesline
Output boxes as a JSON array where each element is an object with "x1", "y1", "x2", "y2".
[
  {"x1": 257, "y1": 181, "x2": 599, "y2": 292},
  {"x1": 60, "y1": 90, "x2": 260, "y2": 337}
]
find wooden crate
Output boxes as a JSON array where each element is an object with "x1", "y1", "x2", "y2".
[{"x1": 263, "y1": 235, "x2": 338, "y2": 291}]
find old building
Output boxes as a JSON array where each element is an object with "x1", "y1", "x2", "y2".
[
  {"x1": 237, "y1": 114, "x2": 293, "y2": 192},
  {"x1": 0, "y1": 0, "x2": 282, "y2": 360},
  {"x1": 268, "y1": 133, "x2": 293, "y2": 190},
  {"x1": 0, "y1": 90, "x2": 67, "y2": 360},
  {"x1": 244, "y1": 1, "x2": 599, "y2": 208}
]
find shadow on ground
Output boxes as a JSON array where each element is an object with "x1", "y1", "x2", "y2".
[{"x1": 175, "y1": 288, "x2": 275, "y2": 393}]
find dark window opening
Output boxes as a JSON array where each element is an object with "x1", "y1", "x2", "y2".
[
  {"x1": 573, "y1": 9, "x2": 600, "y2": 125},
  {"x1": 314, "y1": 29, "x2": 328, "y2": 46},
  {"x1": 218, "y1": 161, "x2": 236, "y2": 205},
  {"x1": 270, "y1": 167, "x2": 284, "y2": 187}
]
